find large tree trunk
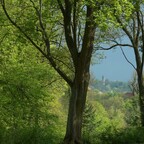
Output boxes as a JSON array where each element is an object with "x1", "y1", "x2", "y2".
[
  {"x1": 63, "y1": 66, "x2": 90, "y2": 144},
  {"x1": 134, "y1": 43, "x2": 144, "y2": 126},
  {"x1": 138, "y1": 82, "x2": 144, "y2": 126},
  {"x1": 62, "y1": 3, "x2": 95, "y2": 143}
]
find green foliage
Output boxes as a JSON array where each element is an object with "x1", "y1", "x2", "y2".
[
  {"x1": 82, "y1": 102, "x2": 96, "y2": 143},
  {"x1": 0, "y1": 0, "x2": 143, "y2": 143},
  {"x1": 0, "y1": 35, "x2": 66, "y2": 143},
  {"x1": 82, "y1": 101, "x2": 111, "y2": 144},
  {"x1": 99, "y1": 127, "x2": 144, "y2": 144},
  {"x1": 124, "y1": 96, "x2": 141, "y2": 126},
  {"x1": 92, "y1": 0, "x2": 134, "y2": 30},
  {"x1": 0, "y1": 126, "x2": 63, "y2": 144},
  {"x1": 85, "y1": 88, "x2": 144, "y2": 143}
]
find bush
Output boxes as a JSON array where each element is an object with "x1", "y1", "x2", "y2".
[
  {"x1": 99, "y1": 127, "x2": 144, "y2": 144},
  {"x1": 0, "y1": 126, "x2": 63, "y2": 144}
]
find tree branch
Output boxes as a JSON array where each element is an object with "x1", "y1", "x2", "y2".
[
  {"x1": 97, "y1": 43, "x2": 133, "y2": 50},
  {"x1": 1, "y1": 0, "x2": 45, "y2": 55},
  {"x1": 1, "y1": 0, "x2": 73, "y2": 86},
  {"x1": 136, "y1": 11, "x2": 144, "y2": 73},
  {"x1": 116, "y1": 17, "x2": 135, "y2": 46},
  {"x1": 57, "y1": 0, "x2": 65, "y2": 15},
  {"x1": 62, "y1": 0, "x2": 78, "y2": 67},
  {"x1": 52, "y1": 55, "x2": 74, "y2": 73},
  {"x1": 30, "y1": 0, "x2": 50, "y2": 54},
  {"x1": 120, "y1": 46, "x2": 136, "y2": 70}
]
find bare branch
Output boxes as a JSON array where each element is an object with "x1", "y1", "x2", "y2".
[
  {"x1": 52, "y1": 55, "x2": 74, "y2": 73},
  {"x1": 135, "y1": 14, "x2": 140, "y2": 44},
  {"x1": 120, "y1": 46, "x2": 136, "y2": 70},
  {"x1": 30, "y1": 0, "x2": 50, "y2": 53},
  {"x1": 62, "y1": 0, "x2": 78, "y2": 67},
  {"x1": 41, "y1": 78, "x2": 62, "y2": 88},
  {"x1": 97, "y1": 43, "x2": 133, "y2": 50},
  {"x1": 57, "y1": 0, "x2": 65, "y2": 15}
]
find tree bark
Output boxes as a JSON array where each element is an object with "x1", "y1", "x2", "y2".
[
  {"x1": 138, "y1": 78, "x2": 144, "y2": 126},
  {"x1": 134, "y1": 47, "x2": 144, "y2": 126},
  {"x1": 139, "y1": 93, "x2": 144, "y2": 126},
  {"x1": 62, "y1": 4, "x2": 95, "y2": 143},
  {"x1": 63, "y1": 64, "x2": 90, "y2": 144}
]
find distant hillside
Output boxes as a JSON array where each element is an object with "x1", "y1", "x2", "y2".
[{"x1": 90, "y1": 78, "x2": 131, "y2": 92}]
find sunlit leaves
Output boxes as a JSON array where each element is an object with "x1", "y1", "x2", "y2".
[
  {"x1": 0, "y1": 27, "x2": 67, "y2": 142},
  {"x1": 92, "y1": 0, "x2": 134, "y2": 30}
]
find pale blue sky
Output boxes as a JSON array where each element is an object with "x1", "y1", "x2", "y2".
[{"x1": 91, "y1": 47, "x2": 136, "y2": 82}]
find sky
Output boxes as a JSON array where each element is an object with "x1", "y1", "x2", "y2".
[{"x1": 91, "y1": 47, "x2": 136, "y2": 82}]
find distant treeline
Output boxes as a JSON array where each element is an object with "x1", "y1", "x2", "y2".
[{"x1": 90, "y1": 78, "x2": 131, "y2": 92}]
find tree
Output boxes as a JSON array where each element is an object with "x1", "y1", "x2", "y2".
[
  {"x1": 0, "y1": 0, "x2": 132, "y2": 143},
  {"x1": 100, "y1": 0, "x2": 144, "y2": 126},
  {"x1": 0, "y1": 31, "x2": 67, "y2": 143},
  {"x1": 129, "y1": 72, "x2": 139, "y2": 95}
]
